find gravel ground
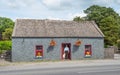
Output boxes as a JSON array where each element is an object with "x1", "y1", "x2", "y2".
[{"x1": 0, "y1": 59, "x2": 11, "y2": 66}]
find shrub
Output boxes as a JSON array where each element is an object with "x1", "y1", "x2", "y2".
[{"x1": 0, "y1": 41, "x2": 12, "y2": 54}]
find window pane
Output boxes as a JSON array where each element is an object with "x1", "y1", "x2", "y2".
[
  {"x1": 85, "y1": 45, "x2": 92, "y2": 57},
  {"x1": 85, "y1": 45, "x2": 91, "y2": 50},
  {"x1": 36, "y1": 46, "x2": 42, "y2": 50}
]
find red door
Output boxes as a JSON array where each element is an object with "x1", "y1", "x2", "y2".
[{"x1": 61, "y1": 43, "x2": 71, "y2": 60}]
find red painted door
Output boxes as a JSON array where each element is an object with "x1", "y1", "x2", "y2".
[{"x1": 61, "y1": 43, "x2": 71, "y2": 60}]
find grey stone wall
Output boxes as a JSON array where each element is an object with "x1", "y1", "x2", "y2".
[{"x1": 12, "y1": 37, "x2": 104, "y2": 62}]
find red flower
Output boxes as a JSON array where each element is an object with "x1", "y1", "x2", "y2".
[
  {"x1": 75, "y1": 40, "x2": 81, "y2": 46},
  {"x1": 50, "y1": 40, "x2": 56, "y2": 46}
]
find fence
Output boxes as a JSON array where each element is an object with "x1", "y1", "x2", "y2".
[{"x1": 104, "y1": 46, "x2": 114, "y2": 59}]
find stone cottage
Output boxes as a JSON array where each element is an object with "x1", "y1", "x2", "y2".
[{"x1": 12, "y1": 19, "x2": 104, "y2": 62}]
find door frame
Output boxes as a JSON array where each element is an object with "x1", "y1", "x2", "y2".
[{"x1": 61, "y1": 43, "x2": 71, "y2": 60}]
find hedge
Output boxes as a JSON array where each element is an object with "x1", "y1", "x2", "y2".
[{"x1": 0, "y1": 41, "x2": 12, "y2": 54}]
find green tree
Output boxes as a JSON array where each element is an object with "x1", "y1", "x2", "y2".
[
  {"x1": 2, "y1": 28, "x2": 13, "y2": 40},
  {"x1": 84, "y1": 5, "x2": 120, "y2": 47},
  {"x1": 0, "y1": 17, "x2": 14, "y2": 40},
  {"x1": 73, "y1": 16, "x2": 84, "y2": 22}
]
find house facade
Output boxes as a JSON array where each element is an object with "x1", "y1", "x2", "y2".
[{"x1": 12, "y1": 19, "x2": 104, "y2": 62}]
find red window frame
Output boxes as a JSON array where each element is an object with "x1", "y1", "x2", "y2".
[
  {"x1": 35, "y1": 45, "x2": 43, "y2": 58},
  {"x1": 84, "y1": 45, "x2": 92, "y2": 57}
]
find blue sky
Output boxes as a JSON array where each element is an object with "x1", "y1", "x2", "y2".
[{"x1": 0, "y1": 0, "x2": 120, "y2": 21}]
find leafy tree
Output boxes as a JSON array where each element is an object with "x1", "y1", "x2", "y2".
[
  {"x1": 2, "y1": 28, "x2": 13, "y2": 40},
  {"x1": 84, "y1": 5, "x2": 120, "y2": 47},
  {"x1": 73, "y1": 16, "x2": 85, "y2": 22},
  {"x1": 0, "y1": 17, "x2": 14, "y2": 40}
]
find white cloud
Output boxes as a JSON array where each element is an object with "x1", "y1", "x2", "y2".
[
  {"x1": 0, "y1": 0, "x2": 120, "y2": 21},
  {"x1": 4, "y1": 0, "x2": 27, "y2": 9},
  {"x1": 42, "y1": 0, "x2": 61, "y2": 7},
  {"x1": 93, "y1": 0, "x2": 112, "y2": 4},
  {"x1": 0, "y1": 0, "x2": 42, "y2": 10},
  {"x1": 68, "y1": 12, "x2": 87, "y2": 20},
  {"x1": 115, "y1": 0, "x2": 120, "y2": 4},
  {"x1": 41, "y1": 0, "x2": 73, "y2": 10}
]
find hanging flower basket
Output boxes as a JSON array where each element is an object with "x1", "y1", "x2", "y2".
[
  {"x1": 75, "y1": 40, "x2": 81, "y2": 46},
  {"x1": 50, "y1": 40, "x2": 56, "y2": 46}
]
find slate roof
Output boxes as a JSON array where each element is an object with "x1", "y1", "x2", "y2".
[{"x1": 12, "y1": 19, "x2": 104, "y2": 38}]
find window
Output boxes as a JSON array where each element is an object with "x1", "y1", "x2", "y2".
[
  {"x1": 36, "y1": 46, "x2": 42, "y2": 50},
  {"x1": 84, "y1": 45, "x2": 92, "y2": 57},
  {"x1": 35, "y1": 45, "x2": 43, "y2": 58}
]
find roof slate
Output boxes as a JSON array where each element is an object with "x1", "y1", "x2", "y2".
[{"x1": 12, "y1": 19, "x2": 104, "y2": 38}]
